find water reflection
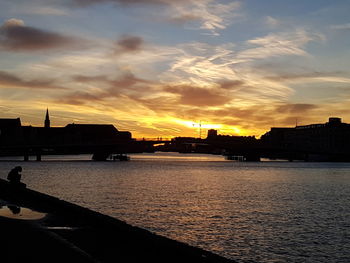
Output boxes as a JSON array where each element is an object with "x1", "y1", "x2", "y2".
[
  {"x1": 0, "y1": 153, "x2": 350, "y2": 262},
  {"x1": 0, "y1": 205, "x2": 46, "y2": 220}
]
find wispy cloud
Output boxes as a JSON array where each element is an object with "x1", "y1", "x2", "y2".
[
  {"x1": 237, "y1": 30, "x2": 323, "y2": 60},
  {"x1": 163, "y1": 41, "x2": 294, "y2": 102},
  {"x1": 169, "y1": 0, "x2": 242, "y2": 35},
  {"x1": 71, "y1": 0, "x2": 242, "y2": 35},
  {"x1": 167, "y1": 42, "x2": 240, "y2": 83},
  {"x1": 27, "y1": 6, "x2": 70, "y2": 16},
  {"x1": 164, "y1": 84, "x2": 231, "y2": 106},
  {"x1": 58, "y1": 72, "x2": 155, "y2": 105},
  {"x1": 330, "y1": 23, "x2": 350, "y2": 30},
  {"x1": 0, "y1": 70, "x2": 65, "y2": 90},
  {"x1": 10, "y1": 5, "x2": 70, "y2": 16},
  {"x1": 264, "y1": 16, "x2": 281, "y2": 27},
  {"x1": 264, "y1": 71, "x2": 350, "y2": 84},
  {"x1": 276, "y1": 103, "x2": 318, "y2": 114},
  {"x1": 72, "y1": 0, "x2": 184, "y2": 6}
]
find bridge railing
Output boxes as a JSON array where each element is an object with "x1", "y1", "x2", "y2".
[{"x1": 133, "y1": 138, "x2": 171, "y2": 142}]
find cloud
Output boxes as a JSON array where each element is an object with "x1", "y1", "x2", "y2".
[
  {"x1": 176, "y1": 102, "x2": 319, "y2": 132},
  {"x1": 330, "y1": 23, "x2": 350, "y2": 30},
  {"x1": 72, "y1": 0, "x2": 241, "y2": 35},
  {"x1": 168, "y1": 13, "x2": 200, "y2": 24},
  {"x1": 39, "y1": 32, "x2": 321, "y2": 136},
  {"x1": 73, "y1": 75, "x2": 109, "y2": 83},
  {"x1": 218, "y1": 80, "x2": 245, "y2": 90},
  {"x1": 276, "y1": 103, "x2": 318, "y2": 114},
  {"x1": 74, "y1": 71, "x2": 152, "y2": 91},
  {"x1": 0, "y1": 18, "x2": 82, "y2": 51},
  {"x1": 27, "y1": 6, "x2": 70, "y2": 16},
  {"x1": 199, "y1": 1, "x2": 241, "y2": 32},
  {"x1": 72, "y1": 0, "x2": 187, "y2": 7},
  {"x1": 10, "y1": 4, "x2": 70, "y2": 16},
  {"x1": 168, "y1": 1, "x2": 242, "y2": 35},
  {"x1": 264, "y1": 71, "x2": 350, "y2": 84},
  {"x1": 265, "y1": 16, "x2": 280, "y2": 27},
  {"x1": 0, "y1": 70, "x2": 65, "y2": 90},
  {"x1": 59, "y1": 72, "x2": 154, "y2": 105},
  {"x1": 237, "y1": 30, "x2": 323, "y2": 60},
  {"x1": 139, "y1": 100, "x2": 320, "y2": 135},
  {"x1": 51, "y1": 66, "x2": 333, "y2": 137},
  {"x1": 56, "y1": 91, "x2": 101, "y2": 105},
  {"x1": 2, "y1": 18, "x2": 24, "y2": 27},
  {"x1": 59, "y1": 70, "x2": 232, "y2": 110},
  {"x1": 265, "y1": 72, "x2": 325, "y2": 82},
  {"x1": 168, "y1": 42, "x2": 241, "y2": 84},
  {"x1": 114, "y1": 35, "x2": 144, "y2": 54},
  {"x1": 129, "y1": 95, "x2": 178, "y2": 113},
  {"x1": 163, "y1": 41, "x2": 294, "y2": 102},
  {"x1": 165, "y1": 84, "x2": 231, "y2": 106}
]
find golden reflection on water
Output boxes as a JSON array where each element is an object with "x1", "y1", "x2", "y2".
[
  {"x1": 0, "y1": 205, "x2": 46, "y2": 220},
  {"x1": 1, "y1": 153, "x2": 350, "y2": 262}
]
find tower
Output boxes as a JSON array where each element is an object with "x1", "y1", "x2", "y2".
[{"x1": 44, "y1": 108, "x2": 50, "y2": 128}]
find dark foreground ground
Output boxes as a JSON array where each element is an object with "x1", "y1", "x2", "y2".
[{"x1": 0, "y1": 178, "x2": 235, "y2": 263}]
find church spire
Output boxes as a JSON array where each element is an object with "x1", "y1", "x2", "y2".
[{"x1": 44, "y1": 108, "x2": 50, "y2": 128}]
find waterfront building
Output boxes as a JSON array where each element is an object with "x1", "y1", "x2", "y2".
[
  {"x1": 261, "y1": 117, "x2": 350, "y2": 161},
  {"x1": 0, "y1": 110, "x2": 133, "y2": 157},
  {"x1": 0, "y1": 118, "x2": 23, "y2": 146}
]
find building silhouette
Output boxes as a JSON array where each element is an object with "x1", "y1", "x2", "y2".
[
  {"x1": 207, "y1": 129, "x2": 218, "y2": 138},
  {"x1": 261, "y1": 117, "x2": 350, "y2": 161},
  {"x1": 0, "y1": 110, "x2": 133, "y2": 158},
  {"x1": 0, "y1": 118, "x2": 23, "y2": 146}
]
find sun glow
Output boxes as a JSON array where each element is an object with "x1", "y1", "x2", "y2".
[
  {"x1": 170, "y1": 118, "x2": 249, "y2": 137},
  {"x1": 232, "y1": 126, "x2": 242, "y2": 134},
  {"x1": 172, "y1": 119, "x2": 222, "y2": 129}
]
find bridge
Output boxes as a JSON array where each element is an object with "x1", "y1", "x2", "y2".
[{"x1": 0, "y1": 140, "x2": 168, "y2": 161}]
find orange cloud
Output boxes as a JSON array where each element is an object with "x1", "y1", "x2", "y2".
[{"x1": 165, "y1": 85, "x2": 231, "y2": 106}]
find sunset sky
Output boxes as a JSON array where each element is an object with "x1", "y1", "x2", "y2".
[{"x1": 1, "y1": 0, "x2": 350, "y2": 138}]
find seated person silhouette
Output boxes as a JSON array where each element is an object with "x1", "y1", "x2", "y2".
[
  {"x1": 7, "y1": 205, "x2": 21, "y2": 215},
  {"x1": 7, "y1": 166, "x2": 26, "y2": 188}
]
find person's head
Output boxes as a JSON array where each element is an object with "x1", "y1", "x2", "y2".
[{"x1": 15, "y1": 166, "x2": 22, "y2": 172}]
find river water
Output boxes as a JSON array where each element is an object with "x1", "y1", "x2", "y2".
[{"x1": 1, "y1": 152, "x2": 349, "y2": 263}]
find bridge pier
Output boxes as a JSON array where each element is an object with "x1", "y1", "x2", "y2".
[
  {"x1": 24, "y1": 152, "x2": 29, "y2": 161},
  {"x1": 35, "y1": 150, "x2": 42, "y2": 161},
  {"x1": 92, "y1": 151, "x2": 110, "y2": 161},
  {"x1": 244, "y1": 153, "x2": 261, "y2": 162}
]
